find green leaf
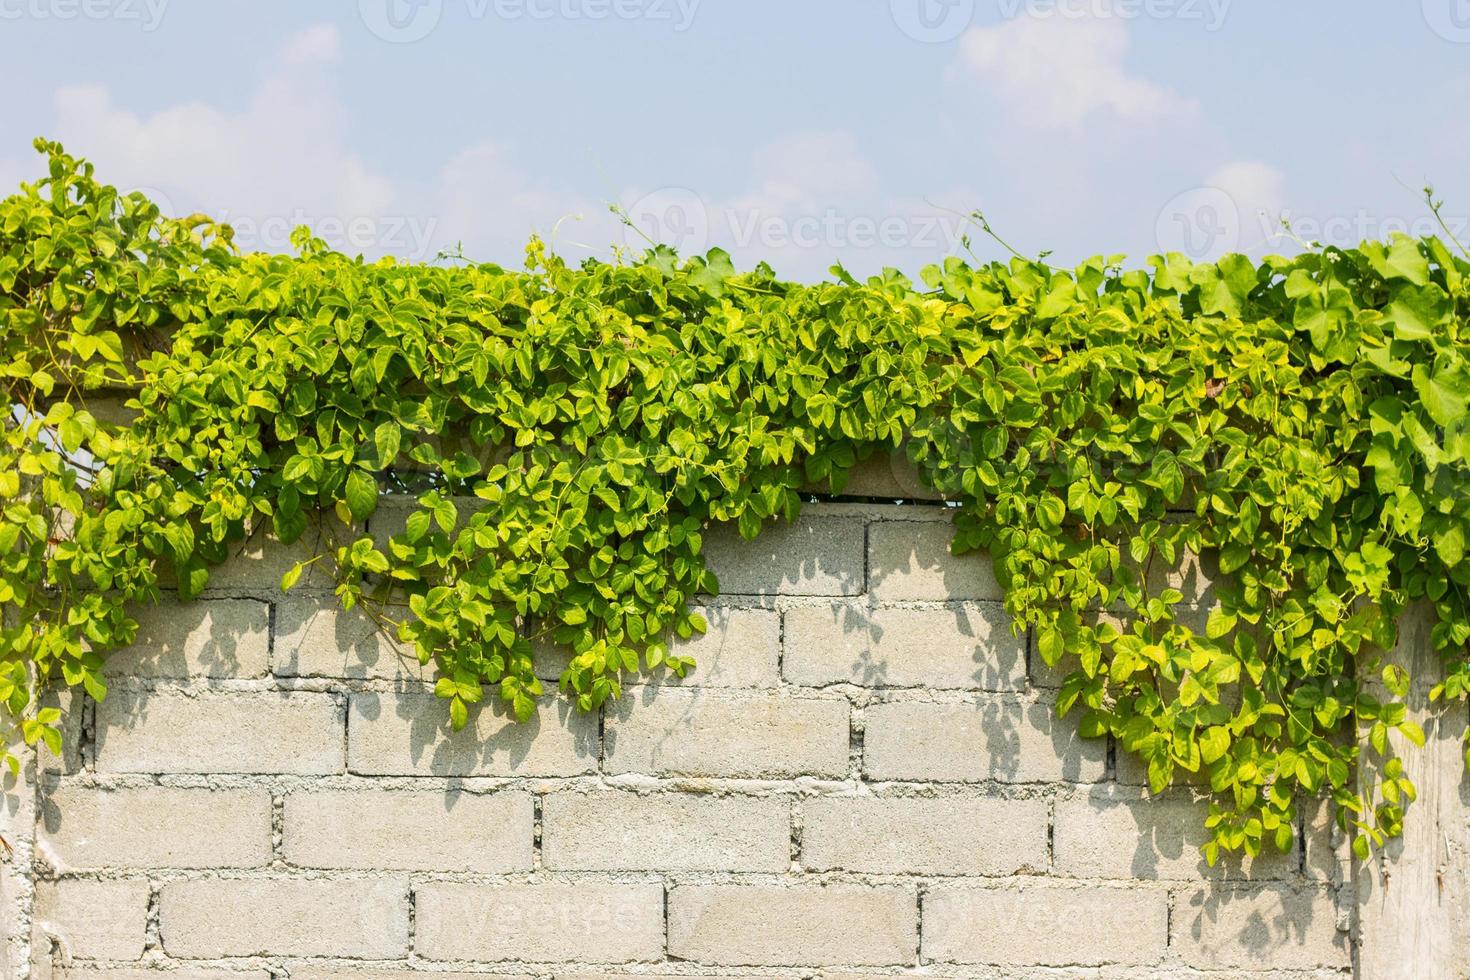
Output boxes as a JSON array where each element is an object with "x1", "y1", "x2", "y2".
[
  {"x1": 1386, "y1": 283, "x2": 1451, "y2": 341},
  {"x1": 344, "y1": 469, "x2": 379, "y2": 523},
  {"x1": 374, "y1": 421, "x2": 403, "y2": 467}
]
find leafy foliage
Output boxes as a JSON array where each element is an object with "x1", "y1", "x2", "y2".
[{"x1": 4, "y1": 140, "x2": 1469, "y2": 863}]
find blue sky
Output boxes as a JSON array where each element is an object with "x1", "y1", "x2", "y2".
[{"x1": 2, "y1": 0, "x2": 1468, "y2": 279}]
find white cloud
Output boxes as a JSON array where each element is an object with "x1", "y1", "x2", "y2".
[
  {"x1": 37, "y1": 23, "x2": 578, "y2": 262},
  {"x1": 955, "y1": 11, "x2": 1195, "y2": 131}
]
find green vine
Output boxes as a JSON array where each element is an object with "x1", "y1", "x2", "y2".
[{"x1": 4, "y1": 140, "x2": 1469, "y2": 864}]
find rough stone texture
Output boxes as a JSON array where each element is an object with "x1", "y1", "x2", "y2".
[
  {"x1": 1172, "y1": 885, "x2": 1352, "y2": 971},
  {"x1": 31, "y1": 880, "x2": 148, "y2": 961},
  {"x1": 783, "y1": 601, "x2": 1027, "y2": 690},
  {"x1": 94, "y1": 690, "x2": 343, "y2": 775},
  {"x1": 159, "y1": 878, "x2": 409, "y2": 958},
  {"x1": 862, "y1": 697, "x2": 1107, "y2": 783},
  {"x1": 542, "y1": 792, "x2": 789, "y2": 872},
  {"x1": 703, "y1": 516, "x2": 864, "y2": 596},
  {"x1": 37, "y1": 787, "x2": 271, "y2": 871},
  {"x1": 347, "y1": 690, "x2": 597, "y2": 777},
  {"x1": 922, "y1": 882, "x2": 1170, "y2": 966},
  {"x1": 668, "y1": 884, "x2": 917, "y2": 966},
  {"x1": 1053, "y1": 788, "x2": 1299, "y2": 881},
  {"x1": 605, "y1": 689, "x2": 849, "y2": 779},
  {"x1": 55, "y1": 971, "x2": 273, "y2": 980},
  {"x1": 282, "y1": 788, "x2": 533, "y2": 872},
  {"x1": 660, "y1": 606, "x2": 781, "y2": 687},
  {"x1": 800, "y1": 795, "x2": 1048, "y2": 875},
  {"x1": 415, "y1": 882, "x2": 665, "y2": 963},
  {"x1": 867, "y1": 519, "x2": 1004, "y2": 601},
  {"x1": 272, "y1": 598, "x2": 425, "y2": 681},
  {"x1": 54, "y1": 971, "x2": 273, "y2": 980},
  {"x1": 102, "y1": 599, "x2": 269, "y2": 679},
  {"x1": 7, "y1": 501, "x2": 1358, "y2": 979}
]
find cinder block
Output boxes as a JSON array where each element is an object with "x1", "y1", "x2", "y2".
[
  {"x1": 703, "y1": 516, "x2": 864, "y2": 596},
  {"x1": 38, "y1": 787, "x2": 271, "y2": 870},
  {"x1": 159, "y1": 878, "x2": 409, "y2": 958},
  {"x1": 1172, "y1": 884, "x2": 1350, "y2": 970},
  {"x1": 801, "y1": 796, "x2": 1047, "y2": 875},
  {"x1": 783, "y1": 602, "x2": 1026, "y2": 690},
  {"x1": 95, "y1": 690, "x2": 343, "y2": 775},
  {"x1": 922, "y1": 882, "x2": 1168, "y2": 966},
  {"x1": 56, "y1": 970, "x2": 272, "y2": 980},
  {"x1": 289, "y1": 972, "x2": 529, "y2": 980},
  {"x1": 605, "y1": 689, "x2": 849, "y2": 779},
  {"x1": 198, "y1": 526, "x2": 332, "y2": 592},
  {"x1": 1053, "y1": 788, "x2": 1299, "y2": 881},
  {"x1": 534, "y1": 606, "x2": 781, "y2": 689},
  {"x1": 103, "y1": 599, "x2": 269, "y2": 678},
  {"x1": 862, "y1": 698, "x2": 1106, "y2": 783},
  {"x1": 346, "y1": 691, "x2": 596, "y2": 777},
  {"x1": 32, "y1": 879, "x2": 149, "y2": 960},
  {"x1": 668, "y1": 884, "x2": 917, "y2": 966},
  {"x1": 542, "y1": 791, "x2": 789, "y2": 871},
  {"x1": 273, "y1": 598, "x2": 426, "y2": 680},
  {"x1": 663, "y1": 606, "x2": 781, "y2": 687},
  {"x1": 415, "y1": 882, "x2": 664, "y2": 963},
  {"x1": 867, "y1": 520, "x2": 1003, "y2": 601},
  {"x1": 283, "y1": 789, "x2": 533, "y2": 872}
]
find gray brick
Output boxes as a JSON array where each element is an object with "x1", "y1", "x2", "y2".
[
  {"x1": 862, "y1": 698, "x2": 1106, "y2": 783},
  {"x1": 664, "y1": 606, "x2": 781, "y2": 687},
  {"x1": 160, "y1": 878, "x2": 408, "y2": 958},
  {"x1": 33, "y1": 879, "x2": 149, "y2": 960},
  {"x1": 273, "y1": 598, "x2": 426, "y2": 680},
  {"x1": 1172, "y1": 885, "x2": 1350, "y2": 970},
  {"x1": 605, "y1": 689, "x2": 849, "y2": 779},
  {"x1": 283, "y1": 789, "x2": 532, "y2": 872},
  {"x1": 543, "y1": 791, "x2": 789, "y2": 871},
  {"x1": 923, "y1": 883, "x2": 1168, "y2": 966},
  {"x1": 199, "y1": 526, "x2": 332, "y2": 592},
  {"x1": 95, "y1": 691, "x2": 343, "y2": 775},
  {"x1": 668, "y1": 884, "x2": 916, "y2": 966},
  {"x1": 534, "y1": 606, "x2": 780, "y2": 689},
  {"x1": 1053, "y1": 789, "x2": 1299, "y2": 880},
  {"x1": 801, "y1": 796, "x2": 1048, "y2": 875},
  {"x1": 704, "y1": 516, "x2": 864, "y2": 596},
  {"x1": 868, "y1": 520, "x2": 1003, "y2": 601},
  {"x1": 103, "y1": 599, "x2": 269, "y2": 678},
  {"x1": 290, "y1": 972, "x2": 530, "y2": 980},
  {"x1": 783, "y1": 602, "x2": 1026, "y2": 690},
  {"x1": 56, "y1": 970, "x2": 272, "y2": 980},
  {"x1": 38, "y1": 787, "x2": 271, "y2": 870},
  {"x1": 347, "y1": 691, "x2": 597, "y2": 777},
  {"x1": 415, "y1": 882, "x2": 664, "y2": 963}
]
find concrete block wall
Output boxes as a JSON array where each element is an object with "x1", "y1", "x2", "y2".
[{"x1": 2, "y1": 501, "x2": 1355, "y2": 979}]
